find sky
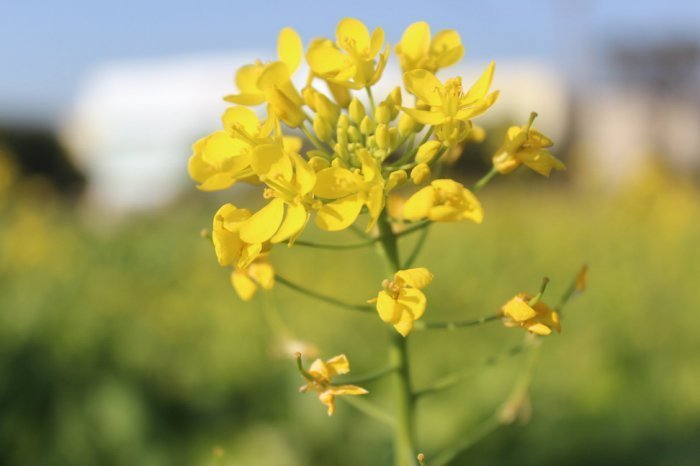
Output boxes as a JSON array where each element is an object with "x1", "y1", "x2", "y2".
[{"x1": 2, "y1": 0, "x2": 700, "y2": 126}]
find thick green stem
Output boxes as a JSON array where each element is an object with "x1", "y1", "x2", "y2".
[{"x1": 376, "y1": 211, "x2": 418, "y2": 466}]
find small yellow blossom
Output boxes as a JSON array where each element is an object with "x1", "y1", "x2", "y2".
[
  {"x1": 231, "y1": 255, "x2": 275, "y2": 301},
  {"x1": 401, "y1": 65, "x2": 499, "y2": 147},
  {"x1": 212, "y1": 203, "x2": 263, "y2": 269},
  {"x1": 371, "y1": 268, "x2": 433, "y2": 336},
  {"x1": 224, "y1": 28, "x2": 306, "y2": 127},
  {"x1": 501, "y1": 293, "x2": 561, "y2": 336},
  {"x1": 492, "y1": 113, "x2": 565, "y2": 176},
  {"x1": 307, "y1": 18, "x2": 389, "y2": 89},
  {"x1": 403, "y1": 179, "x2": 483, "y2": 223},
  {"x1": 298, "y1": 354, "x2": 368, "y2": 416},
  {"x1": 395, "y1": 21, "x2": 464, "y2": 73}
]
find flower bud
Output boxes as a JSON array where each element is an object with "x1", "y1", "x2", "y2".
[
  {"x1": 415, "y1": 141, "x2": 443, "y2": 164},
  {"x1": 327, "y1": 80, "x2": 351, "y2": 108},
  {"x1": 386, "y1": 170, "x2": 408, "y2": 191},
  {"x1": 308, "y1": 156, "x2": 330, "y2": 171},
  {"x1": 360, "y1": 115, "x2": 375, "y2": 135},
  {"x1": 374, "y1": 104, "x2": 390, "y2": 125},
  {"x1": 398, "y1": 113, "x2": 418, "y2": 136},
  {"x1": 337, "y1": 114, "x2": 350, "y2": 130},
  {"x1": 349, "y1": 97, "x2": 366, "y2": 124},
  {"x1": 347, "y1": 126, "x2": 362, "y2": 143},
  {"x1": 301, "y1": 86, "x2": 317, "y2": 110},
  {"x1": 375, "y1": 124, "x2": 389, "y2": 149},
  {"x1": 410, "y1": 163, "x2": 431, "y2": 185},
  {"x1": 313, "y1": 114, "x2": 333, "y2": 143},
  {"x1": 315, "y1": 93, "x2": 340, "y2": 124}
]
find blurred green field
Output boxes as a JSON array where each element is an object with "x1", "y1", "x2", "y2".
[{"x1": 2, "y1": 171, "x2": 700, "y2": 466}]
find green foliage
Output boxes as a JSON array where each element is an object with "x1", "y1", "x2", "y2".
[{"x1": 1, "y1": 175, "x2": 699, "y2": 465}]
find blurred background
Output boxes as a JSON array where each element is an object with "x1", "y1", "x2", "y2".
[{"x1": 2, "y1": 0, "x2": 700, "y2": 464}]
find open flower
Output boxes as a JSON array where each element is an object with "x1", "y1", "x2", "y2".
[
  {"x1": 312, "y1": 149, "x2": 385, "y2": 232},
  {"x1": 307, "y1": 18, "x2": 389, "y2": 89},
  {"x1": 224, "y1": 28, "x2": 306, "y2": 127},
  {"x1": 492, "y1": 113, "x2": 565, "y2": 177},
  {"x1": 298, "y1": 354, "x2": 368, "y2": 416},
  {"x1": 395, "y1": 21, "x2": 464, "y2": 73},
  {"x1": 212, "y1": 203, "x2": 263, "y2": 269},
  {"x1": 401, "y1": 65, "x2": 499, "y2": 147},
  {"x1": 403, "y1": 179, "x2": 483, "y2": 223},
  {"x1": 231, "y1": 255, "x2": 275, "y2": 301},
  {"x1": 501, "y1": 293, "x2": 561, "y2": 336},
  {"x1": 371, "y1": 268, "x2": 433, "y2": 336}
]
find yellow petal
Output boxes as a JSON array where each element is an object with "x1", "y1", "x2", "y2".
[
  {"x1": 403, "y1": 185, "x2": 436, "y2": 220},
  {"x1": 432, "y1": 30, "x2": 464, "y2": 67},
  {"x1": 251, "y1": 144, "x2": 293, "y2": 181},
  {"x1": 398, "y1": 287, "x2": 427, "y2": 320},
  {"x1": 201, "y1": 131, "x2": 249, "y2": 166},
  {"x1": 376, "y1": 291, "x2": 400, "y2": 323},
  {"x1": 318, "y1": 391, "x2": 336, "y2": 416},
  {"x1": 502, "y1": 295, "x2": 538, "y2": 322},
  {"x1": 403, "y1": 69, "x2": 443, "y2": 107},
  {"x1": 270, "y1": 201, "x2": 308, "y2": 243},
  {"x1": 315, "y1": 193, "x2": 364, "y2": 231},
  {"x1": 312, "y1": 167, "x2": 362, "y2": 199},
  {"x1": 393, "y1": 310, "x2": 415, "y2": 337},
  {"x1": 328, "y1": 384, "x2": 369, "y2": 396},
  {"x1": 223, "y1": 92, "x2": 267, "y2": 106},
  {"x1": 336, "y1": 18, "x2": 370, "y2": 55},
  {"x1": 456, "y1": 91, "x2": 500, "y2": 120},
  {"x1": 369, "y1": 27, "x2": 385, "y2": 58},
  {"x1": 401, "y1": 107, "x2": 447, "y2": 126},
  {"x1": 307, "y1": 41, "x2": 349, "y2": 75},
  {"x1": 325, "y1": 354, "x2": 351, "y2": 377},
  {"x1": 277, "y1": 27, "x2": 303, "y2": 72},
  {"x1": 463, "y1": 61, "x2": 495, "y2": 103},
  {"x1": 395, "y1": 268, "x2": 433, "y2": 289},
  {"x1": 237, "y1": 242, "x2": 262, "y2": 269},
  {"x1": 518, "y1": 148, "x2": 566, "y2": 177},
  {"x1": 291, "y1": 153, "x2": 317, "y2": 195},
  {"x1": 235, "y1": 64, "x2": 264, "y2": 94},
  {"x1": 400, "y1": 21, "x2": 431, "y2": 60},
  {"x1": 257, "y1": 61, "x2": 292, "y2": 90},
  {"x1": 231, "y1": 269, "x2": 258, "y2": 301},
  {"x1": 240, "y1": 198, "x2": 285, "y2": 243},
  {"x1": 526, "y1": 323, "x2": 552, "y2": 336},
  {"x1": 249, "y1": 261, "x2": 275, "y2": 290},
  {"x1": 222, "y1": 106, "x2": 260, "y2": 135},
  {"x1": 365, "y1": 184, "x2": 385, "y2": 231}
]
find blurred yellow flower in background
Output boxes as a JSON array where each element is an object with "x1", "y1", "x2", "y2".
[
  {"x1": 298, "y1": 354, "x2": 368, "y2": 416},
  {"x1": 395, "y1": 21, "x2": 464, "y2": 73},
  {"x1": 501, "y1": 292, "x2": 561, "y2": 336}
]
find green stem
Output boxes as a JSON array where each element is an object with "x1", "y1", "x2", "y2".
[
  {"x1": 294, "y1": 238, "x2": 376, "y2": 250},
  {"x1": 376, "y1": 211, "x2": 417, "y2": 466},
  {"x1": 275, "y1": 274, "x2": 373, "y2": 313},
  {"x1": 431, "y1": 414, "x2": 502, "y2": 466},
  {"x1": 341, "y1": 363, "x2": 398, "y2": 385},
  {"x1": 472, "y1": 166, "x2": 499, "y2": 192},
  {"x1": 395, "y1": 220, "x2": 430, "y2": 238},
  {"x1": 301, "y1": 124, "x2": 332, "y2": 157},
  {"x1": 366, "y1": 86, "x2": 376, "y2": 114},
  {"x1": 414, "y1": 343, "x2": 526, "y2": 398},
  {"x1": 403, "y1": 224, "x2": 430, "y2": 268},
  {"x1": 415, "y1": 314, "x2": 501, "y2": 330}
]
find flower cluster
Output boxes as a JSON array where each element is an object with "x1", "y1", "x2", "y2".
[{"x1": 190, "y1": 18, "x2": 570, "y2": 417}]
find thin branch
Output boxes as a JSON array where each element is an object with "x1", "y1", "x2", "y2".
[
  {"x1": 340, "y1": 363, "x2": 398, "y2": 385},
  {"x1": 403, "y1": 224, "x2": 430, "y2": 268},
  {"x1": 275, "y1": 274, "x2": 374, "y2": 313},
  {"x1": 415, "y1": 314, "x2": 501, "y2": 331},
  {"x1": 413, "y1": 343, "x2": 526, "y2": 398},
  {"x1": 294, "y1": 238, "x2": 377, "y2": 250},
  {"x1": 472, "y1": 166, "x2": 499, "y2": 192},
  {"x1": 431, "y1": 414, "x2": 501, "y2": 466},
  {"x1": 342, "y1": 396, "x2": 395, "y2": 427}
]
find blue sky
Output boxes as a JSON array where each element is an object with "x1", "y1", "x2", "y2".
[{"x1": 2, "y1": 0, "x2": 699, "y2": 125}]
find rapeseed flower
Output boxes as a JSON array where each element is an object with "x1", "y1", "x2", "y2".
[
  {"x1": 395, "y1": 21, "x2": 464, "y2": 73},
  {"x1": 403, "y1": 179, "x2": 483, "y2": 223},
  {"x1": 298, "y1": 354, "x2": 368, "y2": 416},
  {"x1": 501, "y1": 293, "x2": 561, "y2": 336},
  {"x1": 371, "y1": 268, "x2": 433, "y2": 336}
]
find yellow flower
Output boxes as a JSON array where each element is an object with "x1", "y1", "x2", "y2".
[
  {"x1": 371, "y1": 268, "x2": 433, "y2": 337},
  {"x1": 231, "y1": 255, "x2": 275, "y2": 301},
  {"x1": 298, "y1": 354, "x2": 368, "y2": 416},
  {"x1": 403, "y1": 179, "x2": 483, "y2": 223},
  {"x1": 313, "y1": 149, "x2": 385, "y2": 232},
  {"x1": 212, "y1": 203, "x2": 263, "y2": 269},
  {"x1": 492, "y1": 113, "x2": 565, "y2": 176},
  {"x1": 402, "y1": 65, "x2": 498, "y2": 124},
  {"x1": 239, "y1": 144, "x2": 317, "y2": 245},
  {"x1": 501, "y1": 292, "x2": 561, "y2": 336},
  {"x1": 307, "y1": 18, "x2": 389, "y2": 89},
  {"x1": 224, "y1": 28, "x2": 306, "y2": 127},
  {"x1": 395, "y1": 21, "x2": 464, "y2": 73}
]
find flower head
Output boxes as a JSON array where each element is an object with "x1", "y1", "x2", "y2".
[
  {"x1": 395, "y1": 21, "x2": 464, "y2": 73},
  {"x1": 403, "y1": 179, "x2": 483, "y2": 223},
  {"x1": 298, "y1": 354, "x2": 368, "y2": 416},
  {"x1": 212, "y1": 203, "x2": 263, "y2": 269},
  {"x1": 492, "y1": 112, "x2": 565, "y2": 176},
  {"x1": 371, "y1": 268, "x2": 433, "y2": 336},
  {"x1": 501, "y1": 292, "x2": 561, "y2": 336},
  {"x1": 307, "y1": 18, "x2": 389, "y2": 89}
]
